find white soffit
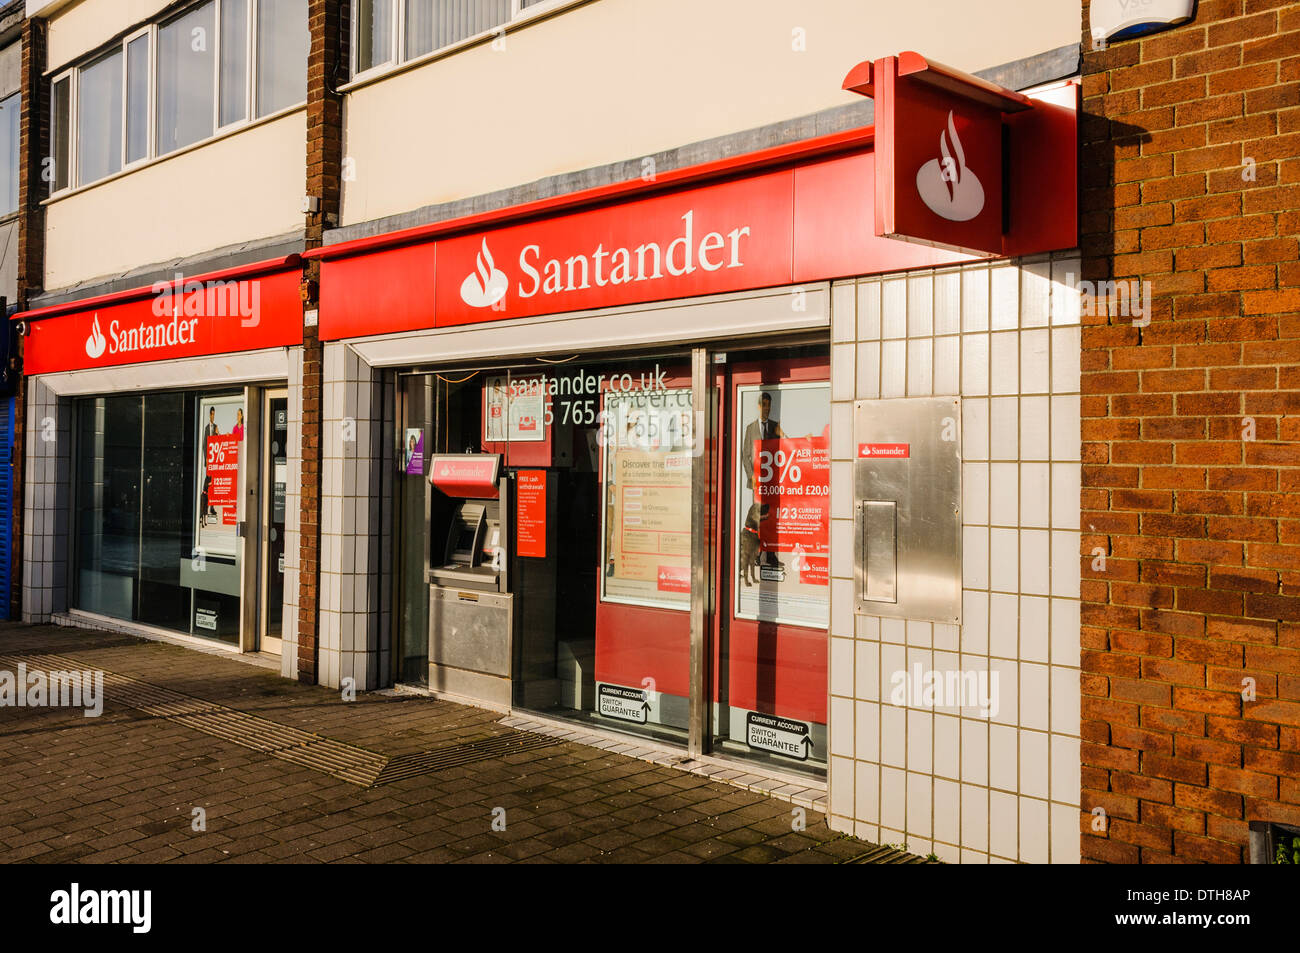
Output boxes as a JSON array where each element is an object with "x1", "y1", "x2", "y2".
[
  {"x1": 34, "y1": 347, "x2": 291, "y2": 396},
  {"x1": 348, "y1": 283, "x2": 831, "y2": 368}
]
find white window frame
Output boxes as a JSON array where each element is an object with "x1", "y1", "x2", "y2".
[
  {"x1": 122, "y1": 25, "x2": 155, "y2": 172},
  {"x1": 252, "y1": 0, "x2": 305, "y2": 120},
  {"x1": 349, "y1": 0, "x2": 576, "y2": 86},
  {"x1": 0, "y1": 90, "x2": 21, "y2": 218},
  {"x1": 351, "y1": 0, "x2": 398, "y2": 83},
  {"x1": 48, "y1": 66, "x2": 76, "y2": 195},
  {"x1": 46, "y1": 0, "x2": 309, "y2": 199}
]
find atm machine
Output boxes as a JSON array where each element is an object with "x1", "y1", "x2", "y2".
[{"x1": 426, "y1": 453, "x2": 514, "y2": 705}]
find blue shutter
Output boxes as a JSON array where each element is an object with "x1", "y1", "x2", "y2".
[{"x1": 0, "y1": 397, "x2": 13, "y2": 619}]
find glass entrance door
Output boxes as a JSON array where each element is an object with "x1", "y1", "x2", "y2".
[
  {"x1": 259, "y1": 389, "x2": 289, "y2": 654},
  {"x1": 711, "y1": 348, "x2": 831, "y2": 774}
]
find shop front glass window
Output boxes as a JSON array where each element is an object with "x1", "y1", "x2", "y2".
[
  {"x1": 404, "y1": 355, "x2": 694, "y2": 745},
  {"x1": 74, "y1": 390, "x2": 245, "y2": 643}
]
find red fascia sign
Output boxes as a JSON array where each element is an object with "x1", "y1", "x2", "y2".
[
  {"x1": 843, "y1": 52, "x2": 1078, "y2": 257},
  {"x1": 304, "y1": 50, "x2": 1074, "y2": 341},
  {"x1": 311, "y1": 136, "x2": 984, "y2": 340},
  {"x1": 14, "y1": 257, "x2": 304, "y2": 376}
]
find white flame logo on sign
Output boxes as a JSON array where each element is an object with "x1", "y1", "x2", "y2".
[
  {"x1": 84, "y1": 314, "x2": 106, "y2": 359},
  {"x1": 459, "y1": 238, "x2": 509, "y2": 308},
  {"x1": 916, "y1": 111, "x2": 985, "y2": 223}
]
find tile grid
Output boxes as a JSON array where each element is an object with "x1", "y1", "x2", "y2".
[
  {"x1": 281, "y1": 348, "x2": 304, "y2": 679},
  {"x1": 21, "y1": 379, "x2": 70, "y2": 623},
  {"x1": 827, "y1": 252, "x2": 1082, "y2": 864},
  {"x1": 320, "y1": 343, "x2": 386, "y2": 690}
]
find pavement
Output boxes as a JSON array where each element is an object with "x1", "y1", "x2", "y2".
[{"x1": 0, "y1": 621, "x2": 923, "y2": 864}]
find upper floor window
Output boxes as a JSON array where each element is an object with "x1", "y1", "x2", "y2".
[
  {"x1": 352, "y1": 0, "x2": 554, "y2": 79},
  {"x1": 49, "y1": 0, "x2": 308, "y2": 195},
  {"x1": 0, "y1": 92, "x2": 18, "y2": 217}
]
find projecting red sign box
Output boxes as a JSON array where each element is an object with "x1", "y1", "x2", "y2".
[
  {"x1": 859, "y1": 443, "x2": 910, "y2": 459},
  {"x1": 842, "y1": 52, "x2": 1077, "y2": 258},
  {"x1": 428, "y1": 454, "x2": 501, "y2": 498}
]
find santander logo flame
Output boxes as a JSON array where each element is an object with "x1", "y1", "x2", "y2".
[
  {"x1": 916, "y1": 111, "x2": 985, "y2": 223},
  {"x1": 84, "y1": 314, "x2": 107, "y2": 359},
  {"x1": 459, "y1": 238, "x2": 509, "y2": 308}
]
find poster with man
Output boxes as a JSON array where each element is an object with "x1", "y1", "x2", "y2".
[
  {"x1": 734, "y1": 382, "x2": 831, "y2": 628},
  {"x1": 195, "y1": 396, "x2": 244, "y2": 558}
]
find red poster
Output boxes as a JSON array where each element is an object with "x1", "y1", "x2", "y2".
[
  {"x1": 516, "y1": 470, "x2": 547, "y2": 558},
  {"x1": 206, "y1": 436, "x2": 240, "y2": 506},
  {"x1": 752, "y1": 434, "x2": 830, "y2": 568}
]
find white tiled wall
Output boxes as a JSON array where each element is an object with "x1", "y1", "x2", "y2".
[
  {"x1": 319, "y1": 343, "x2": 390, "y2": 690},
  {"x1": 21, "y1": 379, "x2": 71, "y2": 622},
  {"x1": 827, "y1": 253, "x2": 1082, "y2": 864},
  {"x1": 281, "y1": 349, "x2": 304, "y2": 679}
]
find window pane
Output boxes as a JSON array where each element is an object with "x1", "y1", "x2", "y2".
[
  {"x1": 126, "y1": 35, "x2": 149, "y2": 163},
  {"x1": 74, "y1": 390, "x2": 244, "y2": 643},
  {"x1": 404, "y1": 0, "x2": 433, "y2": 59},
  {"x1": 157, "y1": 1, "x2": 216, "y2": 155},
  {"x1": 52, "y1": 77, "x2": 71, "y2": 192},
  {"x1": 256, "y1": 0, "x2": 308, "y2": 116},
  {"x1": 356, "y1": 0, "x2": 393, "y2": 73},
  {"x1": 0, "y1": 93, "x2": 18, "y2": 215},
  {"x1": 75, "y1": 396, "x2": 143, "y2": 622},
  {"x1": 434, "y1": 0, "x2": 511, "y2": 51},
  {"x1": 219, "y1": 0, "x2": 249, "y2": 126},
  {"x1": 77, "y1": 49, "x2": 123, "y2": 185}
]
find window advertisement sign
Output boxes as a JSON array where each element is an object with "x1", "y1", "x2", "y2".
[
  {"x1": 195, "y1": 395, "x2": 245, "y2": 558},
  {"x1": 483, "y1": 374, "x2": 546, "y2": 443},
  {"x1": 734, "y1": 382, "x2": 831, "y2": 628},
  {"x1": 402, "y1": 427, "x2": 425, "y2": 475},
  {"x1": 599, "y1": 387, "x2": 693, "y2": 610},
  {"x1": 516, "y1": 469, "x2": 547, "y2": 559}
]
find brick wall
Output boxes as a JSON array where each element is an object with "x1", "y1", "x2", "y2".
[
  {"x1": 1080, "y1": 0, "x2": 1300, "y2": 863},
  {"x1": 12, "y1": 18, "x2": 46, "y2": 623},
  {"x1": 298, "y1": 0, "x2": 348, "y2": 684}
]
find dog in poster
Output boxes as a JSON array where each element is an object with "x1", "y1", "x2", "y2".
[{"x1": 739, "y1": 503, "x2": 771, "y2": 586}]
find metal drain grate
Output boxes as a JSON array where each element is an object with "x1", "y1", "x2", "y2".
[
  {"x1": 372, "y1": 731, "x2": 561, "y2": 785},
  {"x1": 845, "y1": 844, "x2": 937, "y2": 864}
]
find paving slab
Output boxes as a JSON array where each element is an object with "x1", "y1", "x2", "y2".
[{"x1": 0, "y1": 622, "x2": 930, "y2": 865}]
